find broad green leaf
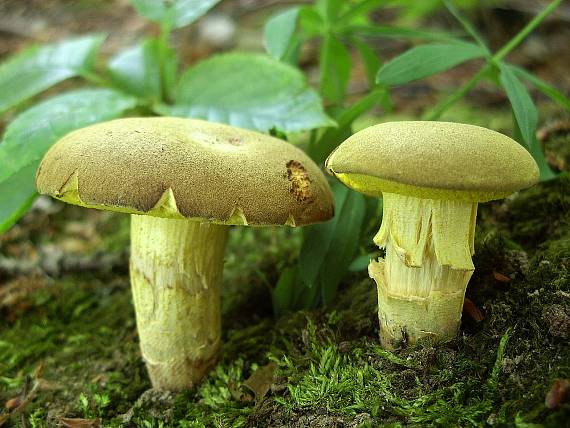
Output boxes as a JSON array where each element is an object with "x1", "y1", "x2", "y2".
[
  {"x1": 264, "y1": 7, "x2": 301, "y2": 61},
  {"x1": 377, "y1": 42, "x2": 486, "y2": 86},
  {"x1": 298, "y1": 7, "x2": 325, "y2": 37},
  {"x1": 320, "y1": 35, "x2": 352, "y2": 104},
  {"x1": 156, "y1": 53, "x2": 335, "y2": 132},
  {"x1": 510, "y1": 65, "x2": 570, "y2": 111},
  {"x1": 0, "y1": 89, "x2": 137, "y2": 184},
  {"x1": 0, "y1": 163, "x2": 38, "y2": 234},
  {"x1": 130, "y1": 0, "x2": 221, "y2": 29},
  {"x1": 347, "y1": 24, "x2": 461, "y2": 42},
  {"x1": 499, "y1": 63, "x2": 537, "y2": 148},
  {"x1": 298, "y1": 182, "x2": 366, "y2": 306},
  {"x1": 0, "y1": 34, "x2": 105, "y2": 113},
  {"x1": 108, "y1": 38, "x2": 162, "y2": 99}
]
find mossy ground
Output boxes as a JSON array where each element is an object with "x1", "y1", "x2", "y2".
[{"x1": 1, "y1": 126, "x2": 569, "y2": 427}]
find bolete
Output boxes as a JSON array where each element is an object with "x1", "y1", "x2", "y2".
[
  {"x1": 36, "y1": 117, "x2": 334, "y2": 390},
  {"x1": 326, "y1": 121, "x2": 539, "y2": 349}
]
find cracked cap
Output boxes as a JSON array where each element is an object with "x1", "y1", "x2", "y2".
[
  {"x1": 326, "y1": 121, "x2": 540, "y2": 202},
  {"x1": 36, "y1": 117, "x2": 334, "y2": 226}
]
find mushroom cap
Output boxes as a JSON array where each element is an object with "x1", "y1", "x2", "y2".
[
  {"x1": 36, "y1": 117, "x2": 334, "y2": 226},
  {"x1": 326, "y1": 121, "x2": 540, "y2": 202}
]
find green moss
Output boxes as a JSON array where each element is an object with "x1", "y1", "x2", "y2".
[{"x1": 1, "y1": 172, "x2": 569, "y2": 427}]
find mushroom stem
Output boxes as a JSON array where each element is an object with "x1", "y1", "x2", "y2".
[
  {"x1": 130, "y1": 214, "x2": 228, "y2": 390},
  {"x1": 369, "y1": 193, "x2": 477, "y2": 349}
]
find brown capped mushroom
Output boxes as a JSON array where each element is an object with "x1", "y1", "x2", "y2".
[
  {"x1": 36, "y1": 117, "x2": 334, "y2": 390},
  {"x1": 326, "y1": 121, "x2": 538, "y2": 349}
]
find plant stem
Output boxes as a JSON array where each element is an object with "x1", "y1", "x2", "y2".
[{"x1": 426, "y1": 0, "x2": 562, "y2": 120}]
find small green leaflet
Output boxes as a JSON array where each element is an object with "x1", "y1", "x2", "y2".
[
  {"x1": 264, "y1": 7, "x2": 301, "y2": 61},
  {"x1": 129, "y1": 0, "x2": 221, "y2": 29},
  {"x1": 509, "y1": 65, "x2": 570, "y2": 111},
  {"x1": 377, "y1": 41, "x2": 486, "y2": 86},
  {"x1": 156, "y1": 53, "x2": 335, "y2": 132},
  {"x1": 0, "y1": 89, "x2": 137, "y2": 234},
  {"x1": 0, "y1": 34, "x2": 105, "y2": 113},
  {"x1": 319, "y1": 35, "x2": 352, "y2": 104},
  {"x1": 499, "y1": 63, "x2": 537, "y2": 149}
]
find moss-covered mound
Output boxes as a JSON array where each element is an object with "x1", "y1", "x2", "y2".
[{"x1": 0, "y1": 170, "x2": 568, "y2": 427}]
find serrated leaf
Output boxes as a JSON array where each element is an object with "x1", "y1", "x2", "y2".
[
  {"x1": 499, "y1": 63, "x2": 537, "y2": 148},
  {"x1": 509, "y1": 65, "x2": 570, "y2": 111},
  {"x1": 0, "y1": 89, "x2": 137, "y2": 233},
  {"x1": 0, "y1": 163, "x2": 38, "y2": 234},
  {"x1": 320, "y1": 35, "x2": 352, "y2": 104},
  {"x1": 0, "y1": 34, "x2": 105, "y2": 113},
  {"x1": 130, "y1": 0, "x2": 220, "y2": 29},
  {"x1": 298, "y1": 182, "x2": 366, "y2": 306},
  {"x1": 108, "y1": 38, "x2": 162, "y2": 99},
  {"x1": 264, "y1": 7, "x2": 301, "y2": 61},
  {"x1": 377, "y1": 41, "x2": 486, "y2": 86},
  {"x1": 156, "y1": 53, "x2": 335, "y2": 132}
]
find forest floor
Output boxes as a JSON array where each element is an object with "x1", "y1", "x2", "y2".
[{"x1": 1, "y1": 1, "x2": 570, "y2": 427}]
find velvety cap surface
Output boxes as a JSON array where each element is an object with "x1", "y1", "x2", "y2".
[
  {"x1": 36, "y1": 117, "x2": 334, "y2": 226},
  {"x1": 326, "y1": 121, "x2": 539, "y2": 201}
]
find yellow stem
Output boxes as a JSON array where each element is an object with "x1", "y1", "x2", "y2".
[{"x1": 130, "y1": 215, "x2": 228, "y2": 390}]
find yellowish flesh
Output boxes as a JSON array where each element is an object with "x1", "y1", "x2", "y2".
[
  {"x1": 130, "y1": 215, "x2": 228, "y2": 390},
  {"x1": 334, "y1": 172, "x2": 510, "y2": 202},
  {"x1": 370, "y1": 192, "x2": 477, "y2": 348}
]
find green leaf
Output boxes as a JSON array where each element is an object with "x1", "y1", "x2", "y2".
[
  {"x1": 347, "y1": 24, "x2": 461, "y2": 42},
  {"x1": 443, "y1": 0, "x2": 490, "y2": 54},
  {"x1": 0, "y1": 89, "x2": 138, "y2": 185},
  {"x1": 336, "y1": 0, "x2": 390, "y2": 28},
  {"x1": 0, "y1": 90, "x2": 137, "y2": 234},
  {"x1": 320, "y1": 35, "x2": 352, "y2": 104},
  {"x1": 353, "y1": 38, "x2": 382, "y2": 87},
  {"x1": 130, "y1": 0, "x2": 221, "y2": 29},
  {"x1": 298, "y1": 182, "x2": 366, "y2": 306},
  {"x1": 264, "y1": 7, "x2": 301, "y2": 61},
  {"x1": 499, "y1": 63, "x2": 538, "y2": 148},
  {"x1": 156, "y1": 53, "x2": 335, "y2": 132},
  {"x1": 108, "y1": 38, "x2": 163, "y2": 99},
  {"x1": 272, "y1": 267, "x2": 297, "y2": 316},
  {"x1": 376, "y1": 41, "x2": 486, "y2": 86},
  {"x1": 509, "y1": 65, "x2": 570, "y2": 111},
  {"x1": 349, "y1": 253, "x2": 376, "y2": 272},
  {"x1": 315, "y1": 0, "x2": 346, "y2": 23},
  {"x1": 309, "y1": 87, "x2": 383, "y2": 163},
  {"x1": 0, "y1": 34, "x2": 105, "y2": 113},
  {"x1": 0, "y1": 163, "x2": 38, "y2": 235},
  {"x1": 512, "y1": 113, "x2": 556, "y2": 182}
]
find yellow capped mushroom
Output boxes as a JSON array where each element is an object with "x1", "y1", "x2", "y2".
[
  {"x1": 36, "y1": 117, "x2": 334, "y2": 390},
  {"x1": 326, "y1": 121, "x2": 539, "y2": 349}
]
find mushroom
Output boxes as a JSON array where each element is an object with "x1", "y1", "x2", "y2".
[
  {"x1": 326, "y1": 121, "x2": 539, "y2": 349},
  {"x1": 36, "y1": 117, "x2": 334, "y2": 390}
]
